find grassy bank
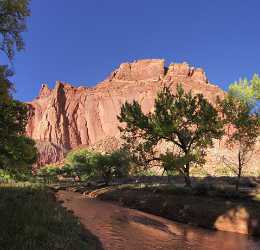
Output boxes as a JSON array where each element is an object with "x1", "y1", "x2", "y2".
[
  {"x1": 96, "y1": 184, "x2": 260, "y2": 236},
  {"x1": 0, "y1": 182, "x2": 102, "y2": 250}
]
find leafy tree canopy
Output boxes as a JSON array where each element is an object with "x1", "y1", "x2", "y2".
[
  {"x1": 0, "y1": 100, "x2": 36, "y2": 170},
  {"x1": 228, "y1": 74, "x2": 260, "y2": 108},
  {"x1": 118, "y1": 84, "x2": 224, "y2": 186},
  {"x1": 218, "y1": 93, "x2": 260, "y2": 190},
  {"x1": 0, "y1": 65, "x2": 13, "y2": 104},
  {"x1": 60, "y1": 149, "x2": 130, "y2": 184},
  {"x1": 0, "y1": 0, "x2": 30, "y2": 60},
  {"x1": 0, "y1": 0, "x2": 36, "y2": 173}
]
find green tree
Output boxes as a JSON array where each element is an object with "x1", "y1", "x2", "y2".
[
  {"x1": 92, "y1": 150, "x2": 130, "y2": 185},
  {"x1": 219, "y1": 94, "x2": 260, "y2": 191},
  {"x1": 0, "y1": 0, "x2": 30, "y2": 60},
  {"x1": 0, "y1": 0, "x2": 36, "y2": 172},
  {"x1": 63, "y1": 149, "x2": 130, "y2": 184},
  {"x1": 118, "y1": 84, "x2": 224, "y2": 187},
  {"x1": 0, "y1": 0, "x2": 30, "y2": 104},
  {"x1": 0, "y1": 65, "x2": 13, "y2": 104},
  {"x1": 228, "y1": 74, "x2": 260, "y2": 107},
  {"x1": 65, "y1": 149, "x2": 100, "y2": 179},
  {"x1": 0, "y1": 99, "x2": 36, "y2": 170}
]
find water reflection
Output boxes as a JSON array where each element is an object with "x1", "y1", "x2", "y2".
[{"x1": 57, "y1": 191, "x2": 260, "y2": 250}]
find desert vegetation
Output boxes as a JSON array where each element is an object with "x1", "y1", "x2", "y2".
[
  {"x1": 0, "y1": 1, "x2": 260, "y2": 248},
  {"x1": 37, "y1": 149, "x2": 131, "y2": 185}
]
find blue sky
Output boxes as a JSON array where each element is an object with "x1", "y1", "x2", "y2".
[{"x1": 6, "y1": 0, "x2": 260, "y2": 101}]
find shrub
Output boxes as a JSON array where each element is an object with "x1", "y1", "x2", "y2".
[
  {"x1": 37, "y1": 149, "x2": 131, "y2": 184},
  {"x1": 94, "y1": 150, "x2": 131, "y2": 184},
  {"x1": 0, "y1": 169, "x2": 13, "y2": 182}
]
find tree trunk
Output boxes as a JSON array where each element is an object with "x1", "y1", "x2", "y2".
[
  {"x1": 184, "y1": 164, "x2": 191, "y2": 187},
  {"x1": 236, "y1": 151, "x2": 242, "y2": 192}
]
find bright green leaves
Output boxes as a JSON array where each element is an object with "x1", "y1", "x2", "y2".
[{"x1": 228, "y1": 74, "x2": 260, "y2": 108}]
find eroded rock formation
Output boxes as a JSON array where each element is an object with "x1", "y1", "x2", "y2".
[{"x1": 26, "y1": 59, "x2": 226, "y2": 166}]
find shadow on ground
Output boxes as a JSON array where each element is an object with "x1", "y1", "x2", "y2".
[
  {"x1": 0, "y1": 183, "x2": 104, "y2": 250},
  {"x1": 95, "y1": 175, "x2": 260, "y2": 237}
]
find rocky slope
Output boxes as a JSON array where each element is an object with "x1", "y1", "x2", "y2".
[{"x1": 26, "y1": 59, "x2": 242, "y2": 170}]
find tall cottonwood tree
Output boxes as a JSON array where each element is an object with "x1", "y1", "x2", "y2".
[
  {"x1": 118, "y1": 85, "x2": 224, "y2": 186},
  {"x1": 0, "y1": 0, "x2": 36, "y2": 171},
  {"x1": 0, "y1": 0, "x2": 30, "y2": 101},
  {"x1": 219, "y1": 94, "x2": 260, "y2": 191}
]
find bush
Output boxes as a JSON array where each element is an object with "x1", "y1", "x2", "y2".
[
  {"x1": 37, "y1": 149, "x2": 131, "y2": 184},
  {"x1": 132, "y1": 168, "x2": 157, "y2": 176},
  {"x1": 0, "y1": 167, "x2": 34, "y2": 183},
  {"x1": 93, "y1": 150, "x2": 131, "y2": 184},
  {"x1": 0, "y1": 169, "x2": 13, "y2": 182}
]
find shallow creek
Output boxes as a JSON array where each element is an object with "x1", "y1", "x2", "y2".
[{"x1": 56, "y1": 191, "x2": 260, "y2": 250}]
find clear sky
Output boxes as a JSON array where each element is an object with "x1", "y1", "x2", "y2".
[{"x1": 7, "y1": 0, "x2": 260, "y2": 101}]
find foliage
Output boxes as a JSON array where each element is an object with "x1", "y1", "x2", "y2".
[
  {"x1": 0, "y1": 65, "x2": 13, "y2": 103},
  {"x1": 218, "y1": 93, "x2": 260, "y2": 190},
  {"x1": 228, "y1": 74, "x2": 260, "y2": 108},
  {"x1": 68, "y1": 149, "x2": 131, "y2": 184},
  {"x1": 0, "y1": 169, "x2": 12, "y2": 182},
  {"x1": 0, "y1": 0, "x2": 30, "y2": 60},
  {"x1": 118, "y1": 84, "x2": 224, "y2": 186},
  {"x1": 0, "y1": 0, "x2": 36, "y2": 173},
  {"x1": 0, "y1": 183, "x2": 98, "y2": 250},
  {"x1": 0, "y1": 164, "x2": 35, "y2": 182},
  {"x1": 65, "y1": 149, "x2": 99, "y2": 180},
  {"x1": 132, "y1": 168, "x2": 158, "y2": 176},
  {"x1": 36, "y1": 165, "x2": 61, "y2": 182},
  {"x1": 38, "y1": 149, "x2": 131, "y2": 184},
  {"x1": 0, "y1": 99, "x2": 37, "y2": 171}
]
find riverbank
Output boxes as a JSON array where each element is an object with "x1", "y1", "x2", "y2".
[
  {"x1": 0, "y1": 182, "x2": 102, "y2": 250},
  {"x1": 92, "y1": 184, "x2": 260, "y2": 236}
]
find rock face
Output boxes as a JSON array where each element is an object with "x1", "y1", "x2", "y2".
[
  {"x1": 33, "y1": 140, "x2": 67, "y2": 168},
  {"x1": 26, "y1": 59, "x2": 225, "y2": 166}
]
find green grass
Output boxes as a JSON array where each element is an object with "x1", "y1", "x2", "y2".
[{"x1": 0, "y1": 182, "x2": 100, "y2": 250}]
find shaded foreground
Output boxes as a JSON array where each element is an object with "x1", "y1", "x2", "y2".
[
  {"x1": 57, "y1": 190, "x2": 260, "y2": 250},
  {"x1": 0, "y1": 183, "x2": 102, "y2": 250}
]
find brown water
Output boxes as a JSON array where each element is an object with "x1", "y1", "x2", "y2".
[{"x1": 57, "y1": 191, "x2": 260, "y2": 250}]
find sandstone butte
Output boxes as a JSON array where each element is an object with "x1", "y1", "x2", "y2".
[{"x1": 25, "y1": 59, "x2": 260, "y2": 173}]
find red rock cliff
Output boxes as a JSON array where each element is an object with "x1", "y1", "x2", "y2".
[{"x1": 26, "y1": 59, "x2": 225, "y2": 166}]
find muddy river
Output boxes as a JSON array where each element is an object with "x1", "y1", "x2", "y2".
[{"x1": 57, "y1": 191, "x2": 260, "y2": 250}]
